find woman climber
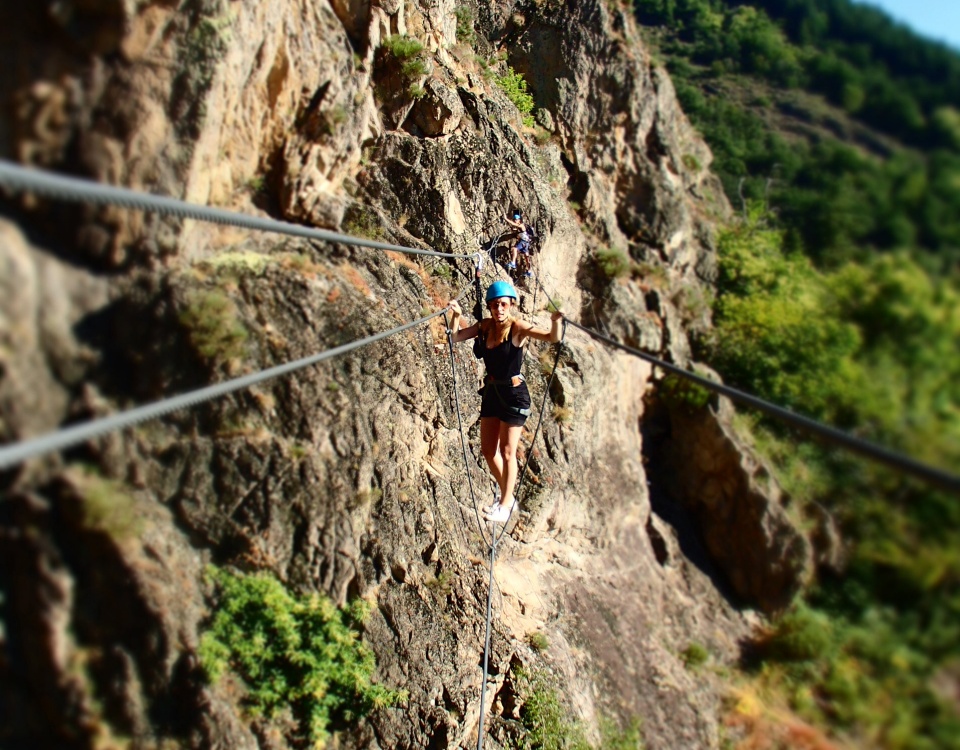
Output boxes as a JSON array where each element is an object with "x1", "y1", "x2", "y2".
[
  {"x1": 447, "y1": 281, "x2": 563, "y2": 523},
  {"x1": 504, "y1": 211, "x2": 533, "y2": 277}
]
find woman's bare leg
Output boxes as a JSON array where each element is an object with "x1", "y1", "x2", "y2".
[
  {"x1": 498, "y1": 423, "x2": 523, "y2": 506},
  {"x1": 480, "y1": 417, "x2": 504, "y2": 492}
]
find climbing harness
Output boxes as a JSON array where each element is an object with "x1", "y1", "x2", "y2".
[
  {"x1": 483, "y1": 374, "x2": 532, "y2": 419},
  {"x1": 485, "y1": 374, "x2": 525, "y2": 387}
]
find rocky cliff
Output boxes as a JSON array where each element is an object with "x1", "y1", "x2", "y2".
[{"x1": 0, "y1": 0, "x2": 816, "y2": 747}]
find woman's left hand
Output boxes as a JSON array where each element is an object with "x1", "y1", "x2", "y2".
[{"x1": 550, "y1": 310, "x2": 563, "y2": 323}]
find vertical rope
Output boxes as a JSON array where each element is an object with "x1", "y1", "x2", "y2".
[
  {"x1": 476, "y1": 536, "x2": 498, "y2": 750},
  {"x1": 443, "y1": 307, "x2": 569, "y2": 748},
  {"x1": 443, "y1": 311, "x2": 494, "y2": 550}
]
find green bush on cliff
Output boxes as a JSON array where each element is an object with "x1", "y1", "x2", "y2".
[
  {"x1": 382, "y1": 34, "x2": 423, "y2": 61},
  {"x1": 75, "y1": 466, "x2": 144, "y2": 541},
  {"x1": 514, "y1": 668, "x2": 644, "y2": 749},
  {"x1": 455, "y1": 6, "x2": 476, "y2": 45},
  {"x1": 497, "y1": 67, "x2": 536, "y2": 127},
  {"x1": 516, "y1": 669, "x2": 591, "y2": 749},
  {"x1": 199, "y1": 568, "x2": 404, "y2": 746},
  {"x1": 595, "y1": 246, "x2": 631, "y2": 279},
  {"x1": 381, "y1": 35, "x2": 430, "y2": 88}
]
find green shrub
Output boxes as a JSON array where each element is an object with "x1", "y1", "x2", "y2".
[
  {"x1": 401, "y1": 58, "x2": 429, "y2": 78},
  {"x1": 202, "y1": 250, "x2": 272, "y2": 277},
  {"x1": 382, "y1": 34, "x2": 423, "y2": 60},
  {"x1": 179, "y1": 290, "x2": 248, "y2": 367},
  {"x1": 682, "y1": 153, "x2": 701, "y2": 171},
  {"x1": 352, "y1": 487, "x2": 383, "y2": 509},
  {"x1": 321, "y1": 105, "x2": 348, "y2": 135},
  {"x1": 673, "y1": 282, "x2": 713, "y2": 324},
  {"x1": 474, "y1": 54, "x2": 494, "y2": 79},
  {"x1": 343, "y1": 208, "x2": 384, "y2": 240},
  {"x1": 454, "y1": 6, "x2": 475, "y2": 45},
  {"x1": 600, "y1": 717, "x2": 644, "y2": 749},
  {"x1": 534, "y1": 127, "x2": 552, "y2": 145},
  {"x1": 526, "y1": 631, "x2": 550, "y2": 653},
  {"x1": 199, "y1": 568, "x2": 404, "y2": 746},
  {"x1": 764, "y1": 602, "x2": 834, "y2": 663},
  {"x1": 425, "y1": 570, "x2": 453, "y2": 596},
  {"x1": 514, "y1": 669, "x2": 644, "y2": 748},
  {"x1": 516, "y1": 669, "x2": 590, "y2": 750},
  {"x1": 496, "y1": 67, "x2": 535, "y2": 127},
  {"x1": 552, "y1": 406, "x2": 573, "y2": 425},
  {"x1": 595, "y1": 247, "x2": 630, "y2": 279},
  {"x1": 709, "y1": 206, "x2": 865, "y2": 423},
  {"x1": 381, "y1": 35, "x2": 429, "y2": 94},
  {"x1": 631, "y1": 260, "x2": 667, "y2": 289}
]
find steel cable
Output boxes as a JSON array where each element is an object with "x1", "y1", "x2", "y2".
[
  {"x1": 526, "y1": 273, "x2": 959, "y2": 494},
  {"x1": 0, "y1": 280, "x2": 474, "y2": 471},
  {"x1": 0, "y1": 160, "x2": 475, "y2": 260},
  {"x1": 564, "y1": 319, "x2": 960, "y2": 495}
]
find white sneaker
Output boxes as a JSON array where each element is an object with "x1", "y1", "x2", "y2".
[
  {"x1": 485, "y1": 498, "x2": 517, "y2": 523},
  {"x1": 481, "y1": 491, "x2": 501, "y2": 515}
]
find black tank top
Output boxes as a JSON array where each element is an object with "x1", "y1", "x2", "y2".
[{"x1": 479, "y1": 322, "x2": 524, "y2": 380}]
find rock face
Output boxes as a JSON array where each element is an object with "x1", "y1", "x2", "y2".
[
  {"x1": 1, "y1": 0, "x2": 813, "y2": 748},
  {"x1": 656, "y1": 369, "x2": 813, "y2": 614}
]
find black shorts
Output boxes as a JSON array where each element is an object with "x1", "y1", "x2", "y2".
[{"x1": 479, "y1": 381, "x2": 531, "y2": 426}]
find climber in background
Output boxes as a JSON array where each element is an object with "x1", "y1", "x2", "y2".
[
  {"x1": 504, "y1": 210, "x2": 534, "y2": 277},
  {"x1": 447, "y1": 281, "x2": 563, "y2": 523}
]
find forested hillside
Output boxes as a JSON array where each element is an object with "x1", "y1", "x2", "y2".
[{"x1": 636, "y1": 1, "x2": 960, "y2": 747}]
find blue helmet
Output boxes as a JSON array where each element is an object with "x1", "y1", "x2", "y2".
[{"x1": 485, "y1": 280, "x2": 518, "y2": 303}]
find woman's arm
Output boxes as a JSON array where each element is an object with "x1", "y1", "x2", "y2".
[
  {"x1": 515, "y1": 312, "x2": 564, "y2": 344},
  {"x1": 453, "y1": 321, "x2": 480, "y2": 343},
  {"x1": 446, "y1": 300, "x2": 480, "y2": 343}
]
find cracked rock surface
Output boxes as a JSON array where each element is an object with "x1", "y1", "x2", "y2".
[{"x1": 1, "y1": 0, "x2": 813, "y2": 747}]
